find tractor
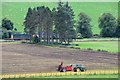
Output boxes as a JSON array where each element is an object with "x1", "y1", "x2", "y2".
[
  {"x1": 57, "y1": 62, "x2": 86, "y2": 72},
  {"x1": 73, "y1": 64, "x2": 86, "y2": 72}
]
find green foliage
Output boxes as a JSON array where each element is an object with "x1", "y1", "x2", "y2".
[
  {"x1": 24, "y1": 6, "x2": 53, "y2": 44},
  {"x1": 55, "y1": 2, "x2": 76, "y2": 44},
  {"x1": 24, "y1": 7, "x2": 36, "y2": 35},
  {"x1": 32, "y1": 35, "x2": 40, "y2": 43},
  {"x1": 14, "y1": 28, "x2": 17, "y2": 31},
  {"x1": 77, "y1": 33, "x2": 83, "y2": 39},
  {"x1": 24, "y1": 2, "x2": 77, "y2": 44},
  {"x1": 2, "y1": 31, "x2": 12, "y2": 39},
  {"x1": 98, "y1": 13, "x2": 117, "y2": 37},
  {"x1": 77, "y1": 13, "x2": 93, "y2": 38},
  {"x1": 2, "y1": 18, "x2": 14, "y2": 30},
  {"x1": 2, "y1": 32, "x2": 9, "y2": 39},
  {"x1": 115, "y1": 17, "x2": 120, "y2": 37},
  {"x1": 1, "y1": 18, "x2": 15, "y2": 39}
]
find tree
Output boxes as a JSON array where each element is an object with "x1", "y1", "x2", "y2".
[
  {"x1": 24, "y1": 2, "x2": 76, "y2": 44},
  {"x1": 43, "y1": 7, "x2": 53, "y2": 44},
  {"x1": 36, "y1": 6, "x2": 45, "y2": 43},
  {"x1": 2, "y1": 18, "x2": 14, "y2": 30},
  {"x1": 55, "y1": 2, "x2": 76, "y2": 44},
  {"x1": 24, "y1": 7, "x2": 37, "y2": 41},
  {"x1": 24, "y1": 6, "x2": 53, "y2": 44},
  {"x1": 14, "y1": 28, "x2": 17, "y2": 31},
  {"x1": 77, "y1": 13, "x2": 92, "y2": 38},
  {"x1": 115, "y1": 17, "x2": 120, "y2": 37},
  {"x1": 2, "y1": 18, "x2": 14, "y2": 38},
  {"x1": 98, "y1": 13, "x2": 116, "y2": 37},
  {"x1": 64, "y1": 2, "x2": 76, "y2": 44},
  {"x1": 36, "y1": 6, "x2": 53, "y2": 44},
  {"x1": 51, "y1": 8, "x2": 58, "y2": 43}
]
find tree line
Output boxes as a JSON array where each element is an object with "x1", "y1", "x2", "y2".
[
  {"x1": 1, "y1": 2, "x2": 120, "y2": 44},
  {"x1": 24, "y1": 2, "x2": 76, "y2": 44}
]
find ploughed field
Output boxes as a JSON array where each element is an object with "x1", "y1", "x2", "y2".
[{"x1": 2, "y1": 43, "x2": 118, "y2": 74}]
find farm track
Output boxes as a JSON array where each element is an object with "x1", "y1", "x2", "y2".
[{"x1": 1, "y1": 43, "x2": 118, "y2": 74}]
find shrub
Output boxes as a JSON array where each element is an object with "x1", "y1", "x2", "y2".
[
  {"x1": 32, "y1": 35, "x2": 40, "y2": 43},
  {"x1": 75, "y1": 44, "x2": 79, "y2": 46},
  {"x1": 69, "y1": 46, "x2": 74, "y2": 48},
  {"x1": 74, "y1": 47, "x2": 81, "y2": 49},
  {"x1": 101, "y1": 50, "x2": 108, "y2": 52},
  {"x1": 87, "y1": 48, "x2": 93, "y2": 50},
  {"x1": 97, "y1": 49, "x2": 101, "y2": 51},
  {"x1": 97, "y1": 49, "x2": 108, "y2": 52},
  {"x1": 2, "y1": 32, "x2": 9, "y2": 39},
  {"x1": 93, "y1": 34, "x2": 100, "y2": 38}
]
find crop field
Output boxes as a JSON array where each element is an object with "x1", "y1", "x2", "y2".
[
  {"x1": 34, "y1": 74, "x2": 118, "y2": 78},
  {"x1": 1, "y1": 42, "x2": 118, "y2": 76},
  {"x1": 0, "y1": 70, "x2": 118, "y2": 78},
  {"x1": 71, "y1": 41, "x2": 118, "y2": 53},
  {"x1": 2, "y1": 2, "x2": 118, "y2": 34}
]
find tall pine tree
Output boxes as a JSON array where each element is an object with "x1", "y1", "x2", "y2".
[{"x1": 55, "y1": 2, "x2": 76, "y2": 44}]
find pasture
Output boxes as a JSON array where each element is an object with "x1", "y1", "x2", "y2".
[
  {"x1": 2, "y1": 2, "x2": 118, "y2": 34},
  {"x1": 71, "y1": 41, "x2": 118, "y2": 53}
]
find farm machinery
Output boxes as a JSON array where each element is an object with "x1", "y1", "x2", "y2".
[{"x1": 57, "y1": 62, "x2": 86, "y2": 72}]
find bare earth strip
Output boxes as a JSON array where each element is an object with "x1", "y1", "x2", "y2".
[{"x1": 1, "y1": 43, "x2": 118, "y2": 74}]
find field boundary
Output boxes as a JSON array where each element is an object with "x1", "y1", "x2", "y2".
[{"x1": 0, "y1": 70, "x2": 118, "y2": 78}]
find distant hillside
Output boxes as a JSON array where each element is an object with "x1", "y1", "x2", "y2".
[{"x1": 2, "y1": 2, "x2": 118, "y2": 34}]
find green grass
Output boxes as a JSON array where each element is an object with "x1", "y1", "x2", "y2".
[
  {"x1": 1, "y1": 41, "x2": 21, "y2": 44},
  {"x1": 71, "y1": 41, "x2": 118, "y2": 53},
  {"x1": 33, "y1": 74, "x2": 118, "y2": 78},
  {"x1": 1, "y1": 2, "x2": 118, "y2": 34}
]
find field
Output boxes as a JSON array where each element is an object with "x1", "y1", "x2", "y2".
[
  {"x1": 34, "y1": 74, "x2": 118, "y2": 78},
  {"x1": 2, "y1": 2, "x2": 118, "y2": 34},
  {"x1": 71, "y1": 41, "x2": 118, "y2": 53},
  {"x1": 2, "y1": 42, "x2": 118, "y2": 75}
]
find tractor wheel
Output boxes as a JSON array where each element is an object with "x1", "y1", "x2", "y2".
[
  {"x1": 60, "y1": 68, "x2": 63, "y2": 72},
  {"x1": 76, "y1": 68, "x2": 80, "y2": 72},
  {"x1": 81, "y1": 69, "x2": 86, "y2": 72},
  {"x1": 63, "y1": 68, "x2": 66, "y2": 72}
]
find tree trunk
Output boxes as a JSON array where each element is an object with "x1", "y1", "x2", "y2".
[
  {"x1": 51, "y1": 32, "x2": 54, "y2": 44},
  {"x1": 38, "y1": 26, "x2": 42, "y2": 43},
  {"x1": 30, "y1": 34, "x2": 32, "y2": 43}
]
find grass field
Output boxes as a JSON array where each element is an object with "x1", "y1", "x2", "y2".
[
  {"x1": 34, "y1": 74, "x2": 118, "y2": 78},
  {"x1": 2, "y1": 2, "x2": 118, "y2": 34},
  {"x1": 71, "y1": 41, "x2": 118, "y2": 53}
]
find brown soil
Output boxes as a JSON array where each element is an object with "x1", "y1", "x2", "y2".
[{"x1": 1, "y1": 43, "x2": 118, "y2": 74}]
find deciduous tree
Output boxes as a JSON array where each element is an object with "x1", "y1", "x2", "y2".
[
  {"x1": 115, "y1": 17, "x2": 120, "y2": 37},
  {"x1": 77, "y1": 13, "x2": 92, "y2": 38},
  {"x1": 98, "y1": 13, "x2": 116, "y2": 37}
]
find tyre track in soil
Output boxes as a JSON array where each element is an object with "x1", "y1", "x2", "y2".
[{"x1": 2, "y1": 43, "x2": 118, "y2": 74}]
